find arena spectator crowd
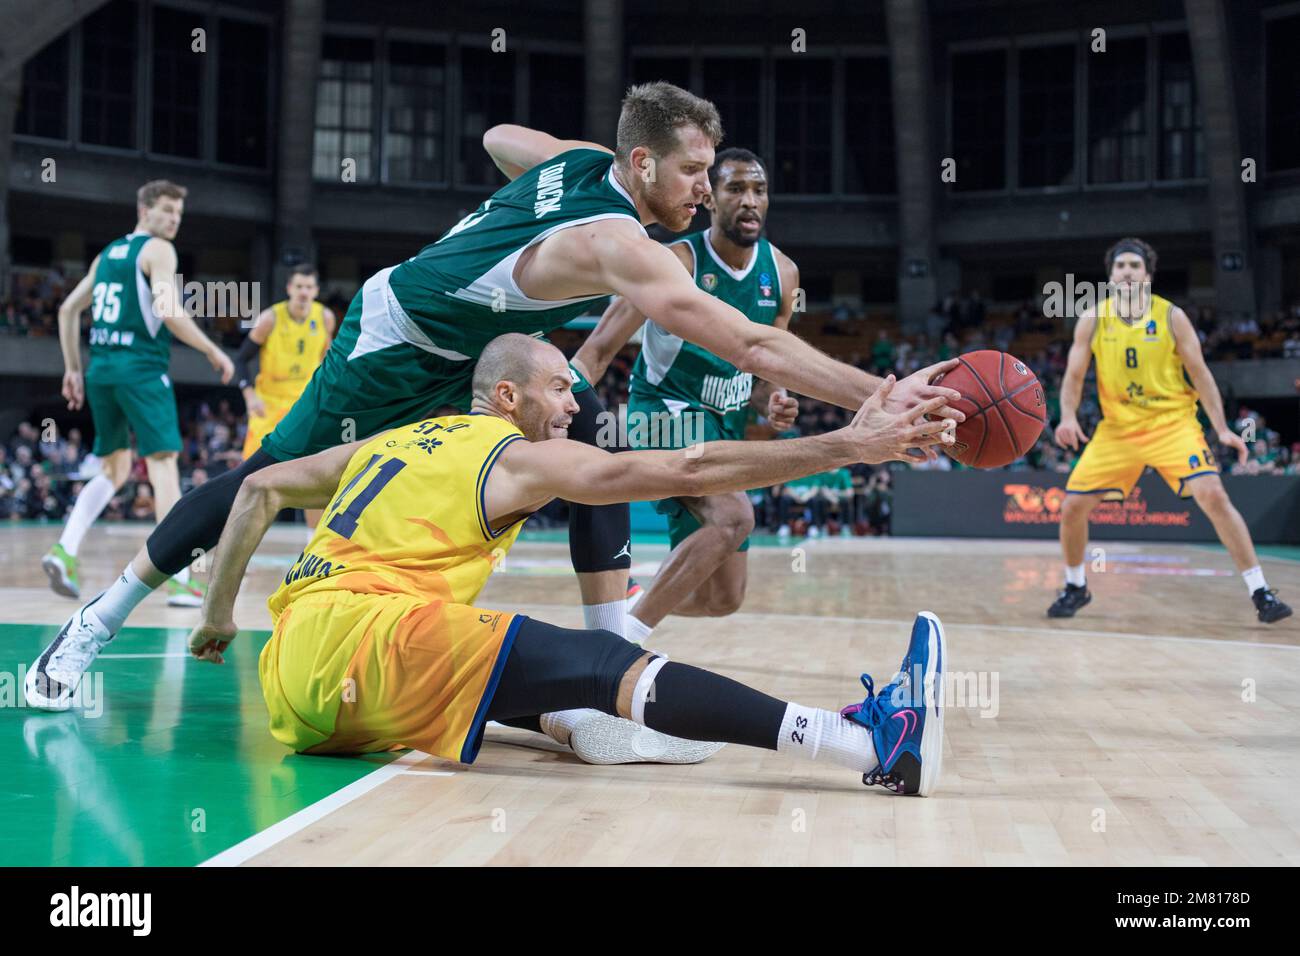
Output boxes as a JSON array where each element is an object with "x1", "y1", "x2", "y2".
[{"x1": 5, "y1": 266, "x2": 1300, "y2": 538}]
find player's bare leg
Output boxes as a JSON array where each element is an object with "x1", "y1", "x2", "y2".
[
  {"x1": 1188, "y1": 475, "x2": 1292, "y2": 622},
  {"x1": 1048, "y1": 492, "x2": 1102, "y2": 618},
  {"x1": 43, "y1": 448, "x2": 135, "y2": 599},
  {"x1": 664, "y1": 551, "x2": 748, "y2": 618},
  {"x1": 629, "y1": 491, "x2": 753, "y2": 638},
  {"x1": 144, "y1": 452, "x2": 181, "y2": 520}
]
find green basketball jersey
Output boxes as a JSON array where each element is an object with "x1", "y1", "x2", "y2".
[
  {"x1": 263, "y1": 149, "x2": 648, "y2": 462},
  {"x1": 369, "y1": 148, "x2": 644, "y2": 361},
  {"x1": 630, "y1": 231, "x2": 781, "y2": 438},
  {"x1": 84, "y1": 232, "x2": 173, "y2": 385}
]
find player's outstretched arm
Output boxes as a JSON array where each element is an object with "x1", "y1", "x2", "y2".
[
  {"x1": 55, "y1": 257, "x2": 99, "y2": 410},
  {"x1": 592, "y1": 230, "x2": 964, "y2": 424},
  {"x1": 189, "y1": 440, "x2": 367, "y2": 663},
  {"x1": 573, "y1": 241, "x2": 692, "y2": 383},
  {"x1": 483, "y1": 124, "x2": 612, "y2": 181},
  {"x1": 1055, "y1": 312, "x2": 1096, "y2": 450},
  {"x1": 140, "y1": 238, "x2": 235, "y2": 384},
  {"x1": 485, "y1": 379, "x2": 953, "y2": 518},
  {"x1": 1171, "y1": 306, "x2": 1246, "y2": 465}
]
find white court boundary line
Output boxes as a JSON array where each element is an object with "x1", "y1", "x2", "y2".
[
  {"x1": 100, "y1": 652, "x2": 192, "y2": 659},
  {"x1": 518, "y1": 604, "x2": 1300, "y2": 651},
  {"x1": 200, "y1": 750, "x2": 452, "y2": 867}
]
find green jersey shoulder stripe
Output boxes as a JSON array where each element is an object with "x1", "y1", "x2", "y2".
[{"x1": 359, "y1": 148, "x2": 647, "y2": 365}]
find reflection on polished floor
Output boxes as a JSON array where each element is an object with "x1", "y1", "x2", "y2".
[{"x1": 3, "y1": 524, "x2": 1297, "y2": 866}]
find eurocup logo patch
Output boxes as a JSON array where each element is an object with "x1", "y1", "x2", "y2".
[
  {"x1": 310, "y1": 320, "x2": 317, "y2": 331},
  {"x1": 701, "y1": 273, "x2": 718, "y2": 292},
  {"x1": 1189, "y1": 454, "x2": 1200, "y2": 468},
  {"x1": 759, "y1": 272, "x2": 773, "y2": 298},
  {"x1": 1146, "y1": 319, "x2": 1158, "y2": 337}
]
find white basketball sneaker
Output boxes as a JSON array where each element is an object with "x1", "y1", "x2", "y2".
[
  {"x1": 24, "y1": 600, "x2": 114, "y2": 711},
  {"x1": 569, "y1": 713, "x2": 725, "y2": 765}
]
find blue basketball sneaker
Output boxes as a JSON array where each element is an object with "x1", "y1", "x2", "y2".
[{"x1": 839, "y1": 611, "x2": 946, "y2": 796}]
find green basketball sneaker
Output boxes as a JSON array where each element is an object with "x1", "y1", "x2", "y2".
[
  {"x1": 166, "y1": 577, "x2": 206, "y2": 608},
  {"x1": 41, "y1": 544, "x2": 80, "y2": 599}
]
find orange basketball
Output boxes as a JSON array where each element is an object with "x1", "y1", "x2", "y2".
[{"x1": 930, "y1": 350, "x2": 1047, "y2": 468}]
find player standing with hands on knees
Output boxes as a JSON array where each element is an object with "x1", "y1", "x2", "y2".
[{"x1": 1050, "y1": 237, "x2": 1290, "y2": 623}]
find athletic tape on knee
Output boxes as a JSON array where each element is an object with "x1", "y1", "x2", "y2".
[{"x1": 631, "y1": 654, "x2": 670, "y2": 725}]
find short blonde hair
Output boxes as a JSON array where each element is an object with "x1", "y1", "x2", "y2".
[
  {"x1": 615, "y1": 82, "x2": 723, "y2": 164},
  {"x1": 137, "y1": 180, "x2": 187, "y2": 208}
]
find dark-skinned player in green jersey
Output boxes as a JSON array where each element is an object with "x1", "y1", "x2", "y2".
[{"x1": 573, "y1": 148, "x2": 799, "y2": 646}]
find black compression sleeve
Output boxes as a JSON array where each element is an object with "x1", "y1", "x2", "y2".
[{"x1": 234, "y1": 336, "x2": 260, "y2": 391}]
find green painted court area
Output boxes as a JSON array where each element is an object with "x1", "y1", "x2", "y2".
[{"x1": 1, "y1": 624, "x2": 397, "y2": 867}]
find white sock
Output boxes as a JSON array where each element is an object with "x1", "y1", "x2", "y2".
[
  {"x1": 57, "y1": 475, "x2": 116, "y2": 556},
  {"x1": 539, "y1": 709, "x2": 602, "y2": 747},
  {"x1": 1243, "y1": 565, "x2": 1267, "y2": 595},
  {"x1": 625, "y1": 613, "x2": 653, "y2": 646},
  {"x1": 174, "y1": 564, "x2": 191, "y2": 585},
  {"x1": 582, "y1": 599, "x2": 626, "y2": 639},
  {"x1": 775, "y1": 702, "x2": 877, "y2": 772},
  {"x1": 1065, "y1": 563, "x2": 1086, "y2": 587},
  {"x1": 89, "y1": 565, "x2": 155, "y2": 633}
]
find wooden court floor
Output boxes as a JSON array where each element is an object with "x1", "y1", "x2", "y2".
[{"x1": 2, "y1": 522, "x2": 1298, "y2": 866}]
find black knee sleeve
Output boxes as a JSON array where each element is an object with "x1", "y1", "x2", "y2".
[
  {"x1": 485, "y1": 617, "x2": 645, "y2": 721},
  {"x1": 145, "y1": 450, "x2": 280, "y2": 575},
  {"x1": 566, "y1": 385, "x2": 631, "y2": 573}
]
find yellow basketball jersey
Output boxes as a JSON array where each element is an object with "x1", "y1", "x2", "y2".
[
  {"x1": 1091, "y1": 293, "x2": 1198, "y2": 430},
  {"x1": 267, "y1": 414, "x2": 527, "y2": 623},
  {"x1": 255, "y1": 301, "x2": 328, "y2": 403}
]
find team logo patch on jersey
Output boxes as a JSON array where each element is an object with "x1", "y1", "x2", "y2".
[
  {"x1": 1146, "y1": 319, "x2": 1158, "y2": 336},
  {"x1": 1189, "y1": 454, "x2": 1200, "y2": 468},
  {"x1": 701, "y1": 273, "x2": 718, "y2": 292}
]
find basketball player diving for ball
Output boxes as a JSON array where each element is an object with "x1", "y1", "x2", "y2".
[
  {"x1": 1050, "y1": 237, "x2": 1291, "y2": 623},
  {"x1": 572, "y1": 147, "x2": 799, "y2": 645},
  {"x1": 27, "y1": 82, "x2": 964, "y2": 765},
  {"x1": 186, "y1": 335, "x2": 954, "y2": 796}
]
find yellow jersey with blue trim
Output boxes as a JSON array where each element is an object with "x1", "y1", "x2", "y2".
[
  {"x1": 1091, "y1": 293, "x2": 1199, "y2": 430},
  {"x1": 266, "y1": 414, "x2": 527, "y2": 622}
]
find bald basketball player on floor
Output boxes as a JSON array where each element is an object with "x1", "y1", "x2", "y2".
[{"x1": 184, "y1": 335, "x2": 952, "y2": 795}]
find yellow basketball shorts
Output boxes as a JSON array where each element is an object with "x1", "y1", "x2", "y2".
[
  {"x1": 258, "y1": 589, "x2": 520, "y2": 762},
  {"x1": 1065, "y1": 414, "x2": 1219, "y2": 501},
  {"x1": 242, "y1": 394, "x2": 296, "y2": 459}
]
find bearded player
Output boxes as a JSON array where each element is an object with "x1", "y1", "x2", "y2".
[
  {"x1": 1050, "y1": 237, "x2": 1291, "y2": 623},
  {"x1": 573, "y1": 148, "x2": 798, "y2": 645}
]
